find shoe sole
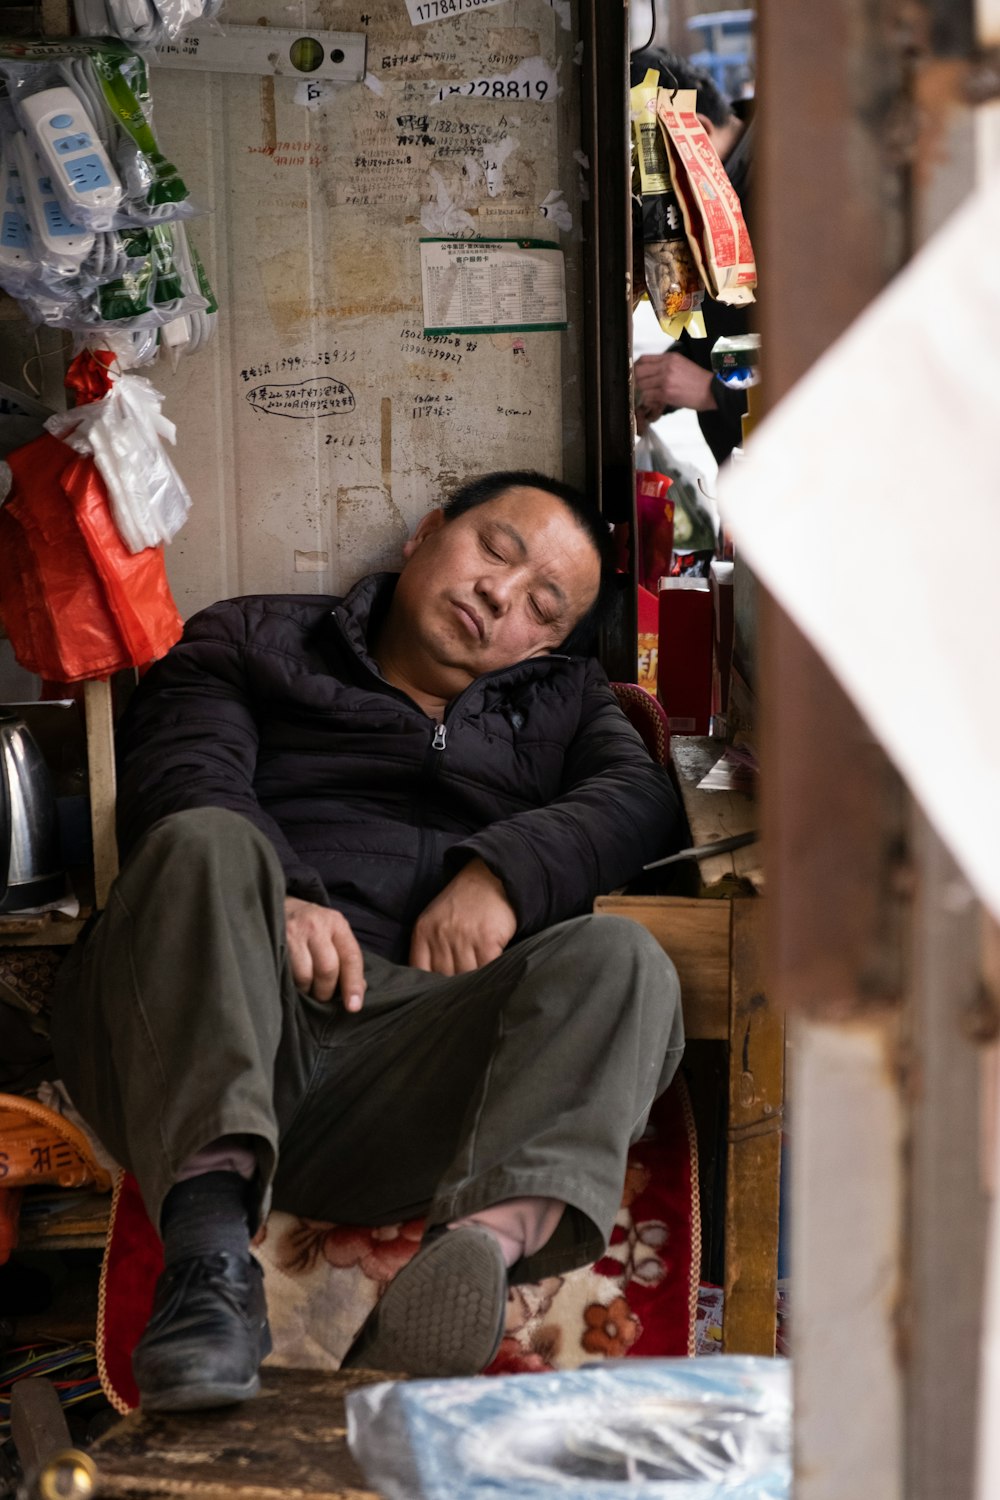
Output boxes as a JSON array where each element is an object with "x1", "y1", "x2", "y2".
[{"x1": 341, "y1": 1226, "x2": 507, "y2": 1378}]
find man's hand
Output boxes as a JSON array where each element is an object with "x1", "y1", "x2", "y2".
[
  {"x1": 284, "y1": 896, "x2": 366, "y2": 1010},
  {"x1": 410, "y1": 857, "x2": 517, "y2": 976},
  {"x1": 634, "y1": 351, "x2": 718, "y2": 423}
]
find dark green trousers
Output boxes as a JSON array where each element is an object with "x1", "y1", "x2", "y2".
[{"x1": 51, "y1": 809, "x2": 684, "y2": 1281}]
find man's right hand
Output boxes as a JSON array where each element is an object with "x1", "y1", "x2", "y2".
[{"x1": 284, "y1": 897, "x2": 366, "y2": 1011}]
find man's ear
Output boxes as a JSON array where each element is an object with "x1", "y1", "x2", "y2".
[{"x1": 402, "y1": 507, "x2": 446, "y2": 560}]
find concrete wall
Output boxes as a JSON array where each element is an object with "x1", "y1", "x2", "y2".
[{"x1": 148, "y1": 0, "x2": 588, "y2": 617}]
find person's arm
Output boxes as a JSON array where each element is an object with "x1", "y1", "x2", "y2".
[
  {"x1": 115, "y1": 600, "x2": 330, "y2": 907},
  {"x1": 443, "y1": 661, "x2": 684, "y2": 938}
]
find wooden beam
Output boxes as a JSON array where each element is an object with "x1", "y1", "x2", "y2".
[
  {"x1": 722, "y1": 898, "x2": 782, "y2": 1355},
  {"x1": 83, "y1": 678, "x2": 118, "y2": 911}
]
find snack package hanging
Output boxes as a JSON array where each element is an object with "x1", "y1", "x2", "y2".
[
  {"x1": 630, "y1": 71, "x2": 705, "y2": 338},
  {"x1": 656, "y1": 87, "x2": 756, "y2": 307},
  {"x1": 0, "y1": 433, "x2": 182, "y2": 681},
  {"x1": 47, "y1": 374, "x2": 192, "y2": 552}
]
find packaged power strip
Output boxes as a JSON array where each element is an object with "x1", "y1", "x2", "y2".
[
  {"x1": 0, "y1": 41, "x2": 217, "y2": 339},
  {"x1": 0, "y1": 42, "x2": 195, "y2": 230}
]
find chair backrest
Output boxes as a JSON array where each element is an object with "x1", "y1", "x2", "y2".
[{"x1": 611, "y1": 681, "x2": 671, "y2": 768}]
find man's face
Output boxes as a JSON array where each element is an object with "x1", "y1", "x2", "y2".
[{"x1": 391, "y1": 486, "x2": 602, "y2": 693}]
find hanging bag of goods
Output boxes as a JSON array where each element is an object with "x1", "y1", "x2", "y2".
[
  {"x1": 630, "y1": 70, "x2": 705, "y2": 339},
  {"x1": 656, "y1": 88, "x2": 756, "y2": 307}
]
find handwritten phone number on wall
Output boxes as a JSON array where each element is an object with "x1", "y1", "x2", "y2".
[{"x1": 436, "y1": 78, "x2": 550, "y2": 102}]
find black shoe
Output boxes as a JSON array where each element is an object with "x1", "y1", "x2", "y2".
[
  {"x1": 132, "y1": 1252, "x2": 272, "y2": 1412},
  {"x1": 340, "y1": 1225, "x2": 507, "y2": 1378}
]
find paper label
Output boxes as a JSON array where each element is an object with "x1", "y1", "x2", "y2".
[
  {"x1": 405, "y1": 0, "x2": 509, "y2": 25},
  {"x1": 420, "y1": 238, "x2": 566, "y2": 334}
]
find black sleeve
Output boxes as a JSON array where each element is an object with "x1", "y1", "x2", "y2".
[
  {"x1": 115, "y1": 601, "x2": 329, "y2": 905},
  {"x1": 446, "y1": 660, "x2": 684, "y2": 935}
]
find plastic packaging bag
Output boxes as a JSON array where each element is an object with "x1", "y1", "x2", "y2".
[
  {"x1": 346, "y1": 1358, "x2": 791, "y2": 1500},
  {"x1": 47, "y1": 374, "x2": 191, "y2": 552},
  {"x1": 656, "y1": 88, "x2": 756, "y2": 308},
  {"x1": 0, "y1": 432, "x2": 182, "y2": 680},
  {"x1": 636, "y1": 429, "x2": 717, "y2": 556},
  {"x1": 74, "y1": 0, "x2": 223, "y2": 48},
  {"x1": 630, "y1": 71, "x2": 705, "y2": 339},
  {"x1": 0, "y1": 42, "x2": 196, "y2": 231}
]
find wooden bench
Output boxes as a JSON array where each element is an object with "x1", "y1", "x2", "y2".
[{"x1": 596, "y1": 735, "x2": 784, "y2": 1355}]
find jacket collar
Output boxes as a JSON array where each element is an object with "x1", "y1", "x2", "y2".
[{"x1": 331, "y1": 571, "x2": 398, "y2": 676}]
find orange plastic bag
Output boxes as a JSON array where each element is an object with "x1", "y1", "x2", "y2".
[{"x1": 0, "y1": 434, "x2": 182, "y2": 682}]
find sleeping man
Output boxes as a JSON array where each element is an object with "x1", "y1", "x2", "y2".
[{"x1": 52, "y1": 469, "x2": 685, "y2": 1411}]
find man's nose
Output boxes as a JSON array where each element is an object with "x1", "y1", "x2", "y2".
[{"x1": 476, "y1": 570, "x2": 518, "y2": 616}]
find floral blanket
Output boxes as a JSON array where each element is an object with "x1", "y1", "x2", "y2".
[{"x1": 98, "y1": 1078, "x2": 698, "y2": 1413}]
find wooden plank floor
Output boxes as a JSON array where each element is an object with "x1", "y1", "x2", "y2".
[{"x1": 90, "y1": 1368, "x2": 388, "y2": 1499}]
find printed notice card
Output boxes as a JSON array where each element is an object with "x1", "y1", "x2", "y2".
[{"x1": 420, "y1": 238, "x2": 567, "y2": 335}]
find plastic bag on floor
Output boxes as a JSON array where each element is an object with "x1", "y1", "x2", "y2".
[{"x1": 346, "y1": 1357, "x2": 791, "y2": 1500}]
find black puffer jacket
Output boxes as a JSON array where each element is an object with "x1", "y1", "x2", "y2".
[{"x1": 116, "y1": 575, "x2": 683, "y2": 963}]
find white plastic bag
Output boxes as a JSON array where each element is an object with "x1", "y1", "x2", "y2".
[
  {"x1": 346, "y1": 1358, "x2": 791, "y2": 1500},
  {"x1": 46, "y1": 374, "x2": 190, "y2": 551}
]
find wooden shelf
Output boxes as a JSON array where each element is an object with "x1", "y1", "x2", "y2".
[
  {"x1": 670, "y1": 735, "x2": 762, "y2": 892},
  {"x1": 0, "y1": 910, "x2": 91, "y2": 947},
  {"x1": 18, "y1": 1189, "x2": 111, "y2": 1250}
]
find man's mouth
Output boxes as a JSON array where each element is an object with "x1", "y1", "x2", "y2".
[{"x1": 452, "y1": 600, "x2": 485, "y2": 641}]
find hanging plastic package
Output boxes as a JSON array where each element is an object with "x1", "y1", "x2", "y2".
[
  {"x1": 0, "y1": 432, "x2": 183, "y2": 681},
  {"x1": 0, "y1": 41, "x2": 196, "y2": 229},
  {"x1": 0, "y1": 41, "x2": 216, "y2": 340},
  {"x1": 73, "y1": 0, "x2": 221, "y2": 48},
  {"x1": 47, "y1": 374, "x2": 191, "y2": 552},
  {"x1": 630, "y1": 70, "x2": 705, "y2": 340}
]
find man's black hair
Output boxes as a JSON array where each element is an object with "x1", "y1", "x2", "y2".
[
  {"x1": 630, "y1": 47, "x2": 733, "y2": 129},
  {"x1": 441, "y1": 470, "x2": 614, "y2": 656}
]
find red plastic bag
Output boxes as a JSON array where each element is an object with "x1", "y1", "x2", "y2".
[{"x1": 0, "y1": 434, "x2": 182, "y2": 682}]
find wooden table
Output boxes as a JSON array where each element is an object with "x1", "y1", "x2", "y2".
[{"x1": 595, "y1": 736, "x2": 784, "y2": 1355}]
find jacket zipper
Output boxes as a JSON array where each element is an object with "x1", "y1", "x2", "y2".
[{"x1": 431, "y1": 723, "x2": 447, "y2": 751}]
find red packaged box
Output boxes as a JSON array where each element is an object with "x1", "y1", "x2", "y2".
[{"x1": 657, "y1": 577, "x2": 713, "y2": 735}]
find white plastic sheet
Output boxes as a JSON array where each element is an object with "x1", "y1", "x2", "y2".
[{"x1": 346, "y1": 1358, "x2": 791, "y2": 1500}]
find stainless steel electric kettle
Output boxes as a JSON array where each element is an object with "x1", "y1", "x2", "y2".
[{"x1": 0, "y1": 709, "x2": 66, "y2": 913}]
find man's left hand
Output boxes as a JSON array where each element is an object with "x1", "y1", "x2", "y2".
[{"x1": 410, "y1": 857, "x2": 517, "y2": 975}]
